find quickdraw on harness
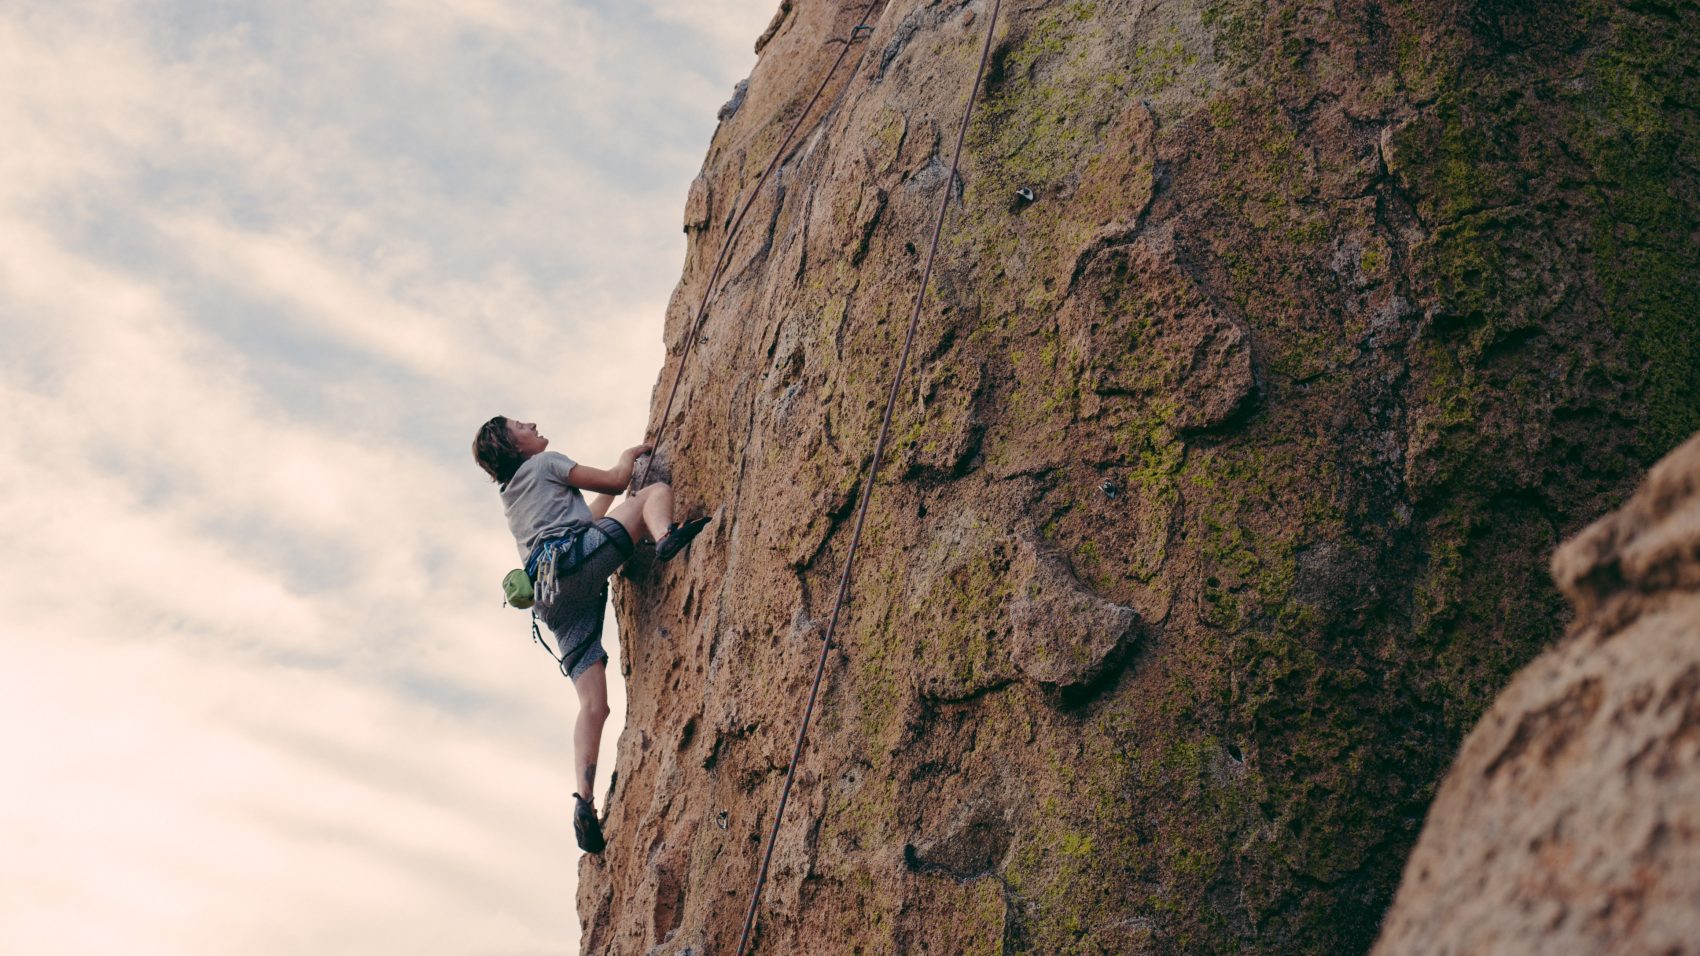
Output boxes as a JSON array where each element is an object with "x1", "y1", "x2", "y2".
[{"x1": 528, "y1": 530, "x2": 590, "y2": 609}]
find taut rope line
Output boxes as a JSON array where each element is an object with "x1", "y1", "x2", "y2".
[{"x1": 733, "y1": 3, "x2": 1005, "y2": 952}]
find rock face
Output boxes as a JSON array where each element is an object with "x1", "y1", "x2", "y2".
[
  {"x1": 579, "y1": 0, "x2": 1700, "y2": 952},
  {"x1": 1375, "y1": 433, "x2": 1700, "y2": 956}
]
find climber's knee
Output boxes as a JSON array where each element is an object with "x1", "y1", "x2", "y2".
[{"x1": 586, "y1": 698, "x2": 611, "y2": 724}]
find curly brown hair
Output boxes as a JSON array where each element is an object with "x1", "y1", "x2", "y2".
[{"x1": 473, "y1": 415, "x2": 526, "y2": 485}]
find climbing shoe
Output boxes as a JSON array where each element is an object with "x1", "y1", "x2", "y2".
[
  {"x1": 573, "y1": 793, "x2": 605, "y2": 854},
  {"x1": 655, "y1": 515, "x2": 710, "y2": 562}
]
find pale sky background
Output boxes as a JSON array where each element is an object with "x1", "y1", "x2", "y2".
[{"x1": 0, "y1": 1, "x2": 776, "y2": 952}]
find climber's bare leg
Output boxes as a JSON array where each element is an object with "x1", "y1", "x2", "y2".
[
  {"x1": 606, "y1": 482, "x2": 674, "y2": 544},
  {"x1": 572, "y1": 660, "x2": 611, "y2": 800}
]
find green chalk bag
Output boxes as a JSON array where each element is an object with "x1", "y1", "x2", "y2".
[{"x1": 502, "y1": 568, "x2": 534, "y2": 609}]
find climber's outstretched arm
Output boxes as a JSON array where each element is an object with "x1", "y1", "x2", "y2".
[{"x1": 568, "y1": 442, "x2": 653, "y2": 494}]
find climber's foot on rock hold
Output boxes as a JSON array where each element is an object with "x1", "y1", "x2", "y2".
[
  {"x1": 656, "y1": 515, "x2": 711, "y2": 562},
  {"x1": 573, "y1": 792, "x2": 605, "y2": 854}
]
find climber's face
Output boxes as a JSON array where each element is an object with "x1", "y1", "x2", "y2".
[{"x1": 507, "y1": 419, "x2": 549, "y2": 457}]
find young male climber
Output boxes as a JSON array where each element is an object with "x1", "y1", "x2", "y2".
[{"x1": 473, "y1": 415, "x2": 709, "y2": 853}]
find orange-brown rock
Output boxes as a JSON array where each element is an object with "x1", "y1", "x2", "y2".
[
  {"x1": 578, "y1": 0, "x2": 1700, "y2": 952},
  {"x1": 1375, "y1": 433, "x2": 1700, "y2": 956}
]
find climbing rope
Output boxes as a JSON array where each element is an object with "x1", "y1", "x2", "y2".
[
  {"x1": 642, "y1": 0, "x2": 886, "y2": 478},
  {"x1": 733, "y1": 3, "x2": 1005, "y2": 952}
]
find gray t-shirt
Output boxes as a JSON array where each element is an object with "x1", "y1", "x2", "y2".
[{"x1": 501, "y1": 451, "x2": 594, "y2": 562}]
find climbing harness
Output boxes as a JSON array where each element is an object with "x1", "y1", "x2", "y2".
[
  {"x1": 733, "y1": 3, "x2": 1006, "y2": 952},
  {"x1": 500, "y1": 529, "x2": 597, "y2": 677},
  {"x1": 641, "y1": 0, "x2": 886, "y2": 481},
  {"x1": 501, "y1": 528, "x2": 592, "y2": 611}
]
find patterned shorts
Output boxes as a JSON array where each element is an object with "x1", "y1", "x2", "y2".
[{"x1": 537, "y1": 517, "x2": 635, "y2": 680}]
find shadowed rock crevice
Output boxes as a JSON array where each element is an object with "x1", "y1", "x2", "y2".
[
  {"x1": 903, "y1": 796, "x2": 1015, "y2": 882},
  {"x1": 1007, "y1": 537, "x2": 1140, "y2": 692}
]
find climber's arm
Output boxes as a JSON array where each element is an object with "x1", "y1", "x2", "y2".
[
  {"x1": 567, "y1": 442, "x2": 654, "y2": 494},
  {"x1": 587, "y1": 493, "x2": 616, "y2": 520}
]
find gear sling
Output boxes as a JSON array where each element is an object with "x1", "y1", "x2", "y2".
[{"x1": 502, "y1": 526, "x2": 595, "y2": 677}]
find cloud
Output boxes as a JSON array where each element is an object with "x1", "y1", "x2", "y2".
[
  {"x1": 0, "y1": 632, "x2": 578, "y2": 955},
  {"x1": 0, "y1": 0, "x2": 781, "y2": 951}
]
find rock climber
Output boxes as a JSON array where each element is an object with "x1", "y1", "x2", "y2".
[{"x1": 473, "y1": 415, "x2": 709, "y2": 853}]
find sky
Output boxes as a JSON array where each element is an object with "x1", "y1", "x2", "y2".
[{"x1": 0, "y1": 1, "x2": 776, "y2": 952}]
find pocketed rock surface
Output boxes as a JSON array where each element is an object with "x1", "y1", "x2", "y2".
[
  {"x1": 579, "y1": 0, "x2": 1700, "y2": 952},
  {"x1": 1375, "y1": 433, "x2": 1700, "y2": 956}
]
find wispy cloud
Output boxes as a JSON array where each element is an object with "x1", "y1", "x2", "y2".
[{"x1": 0, "y1": 0, "x2": 776, "y2": 951}]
